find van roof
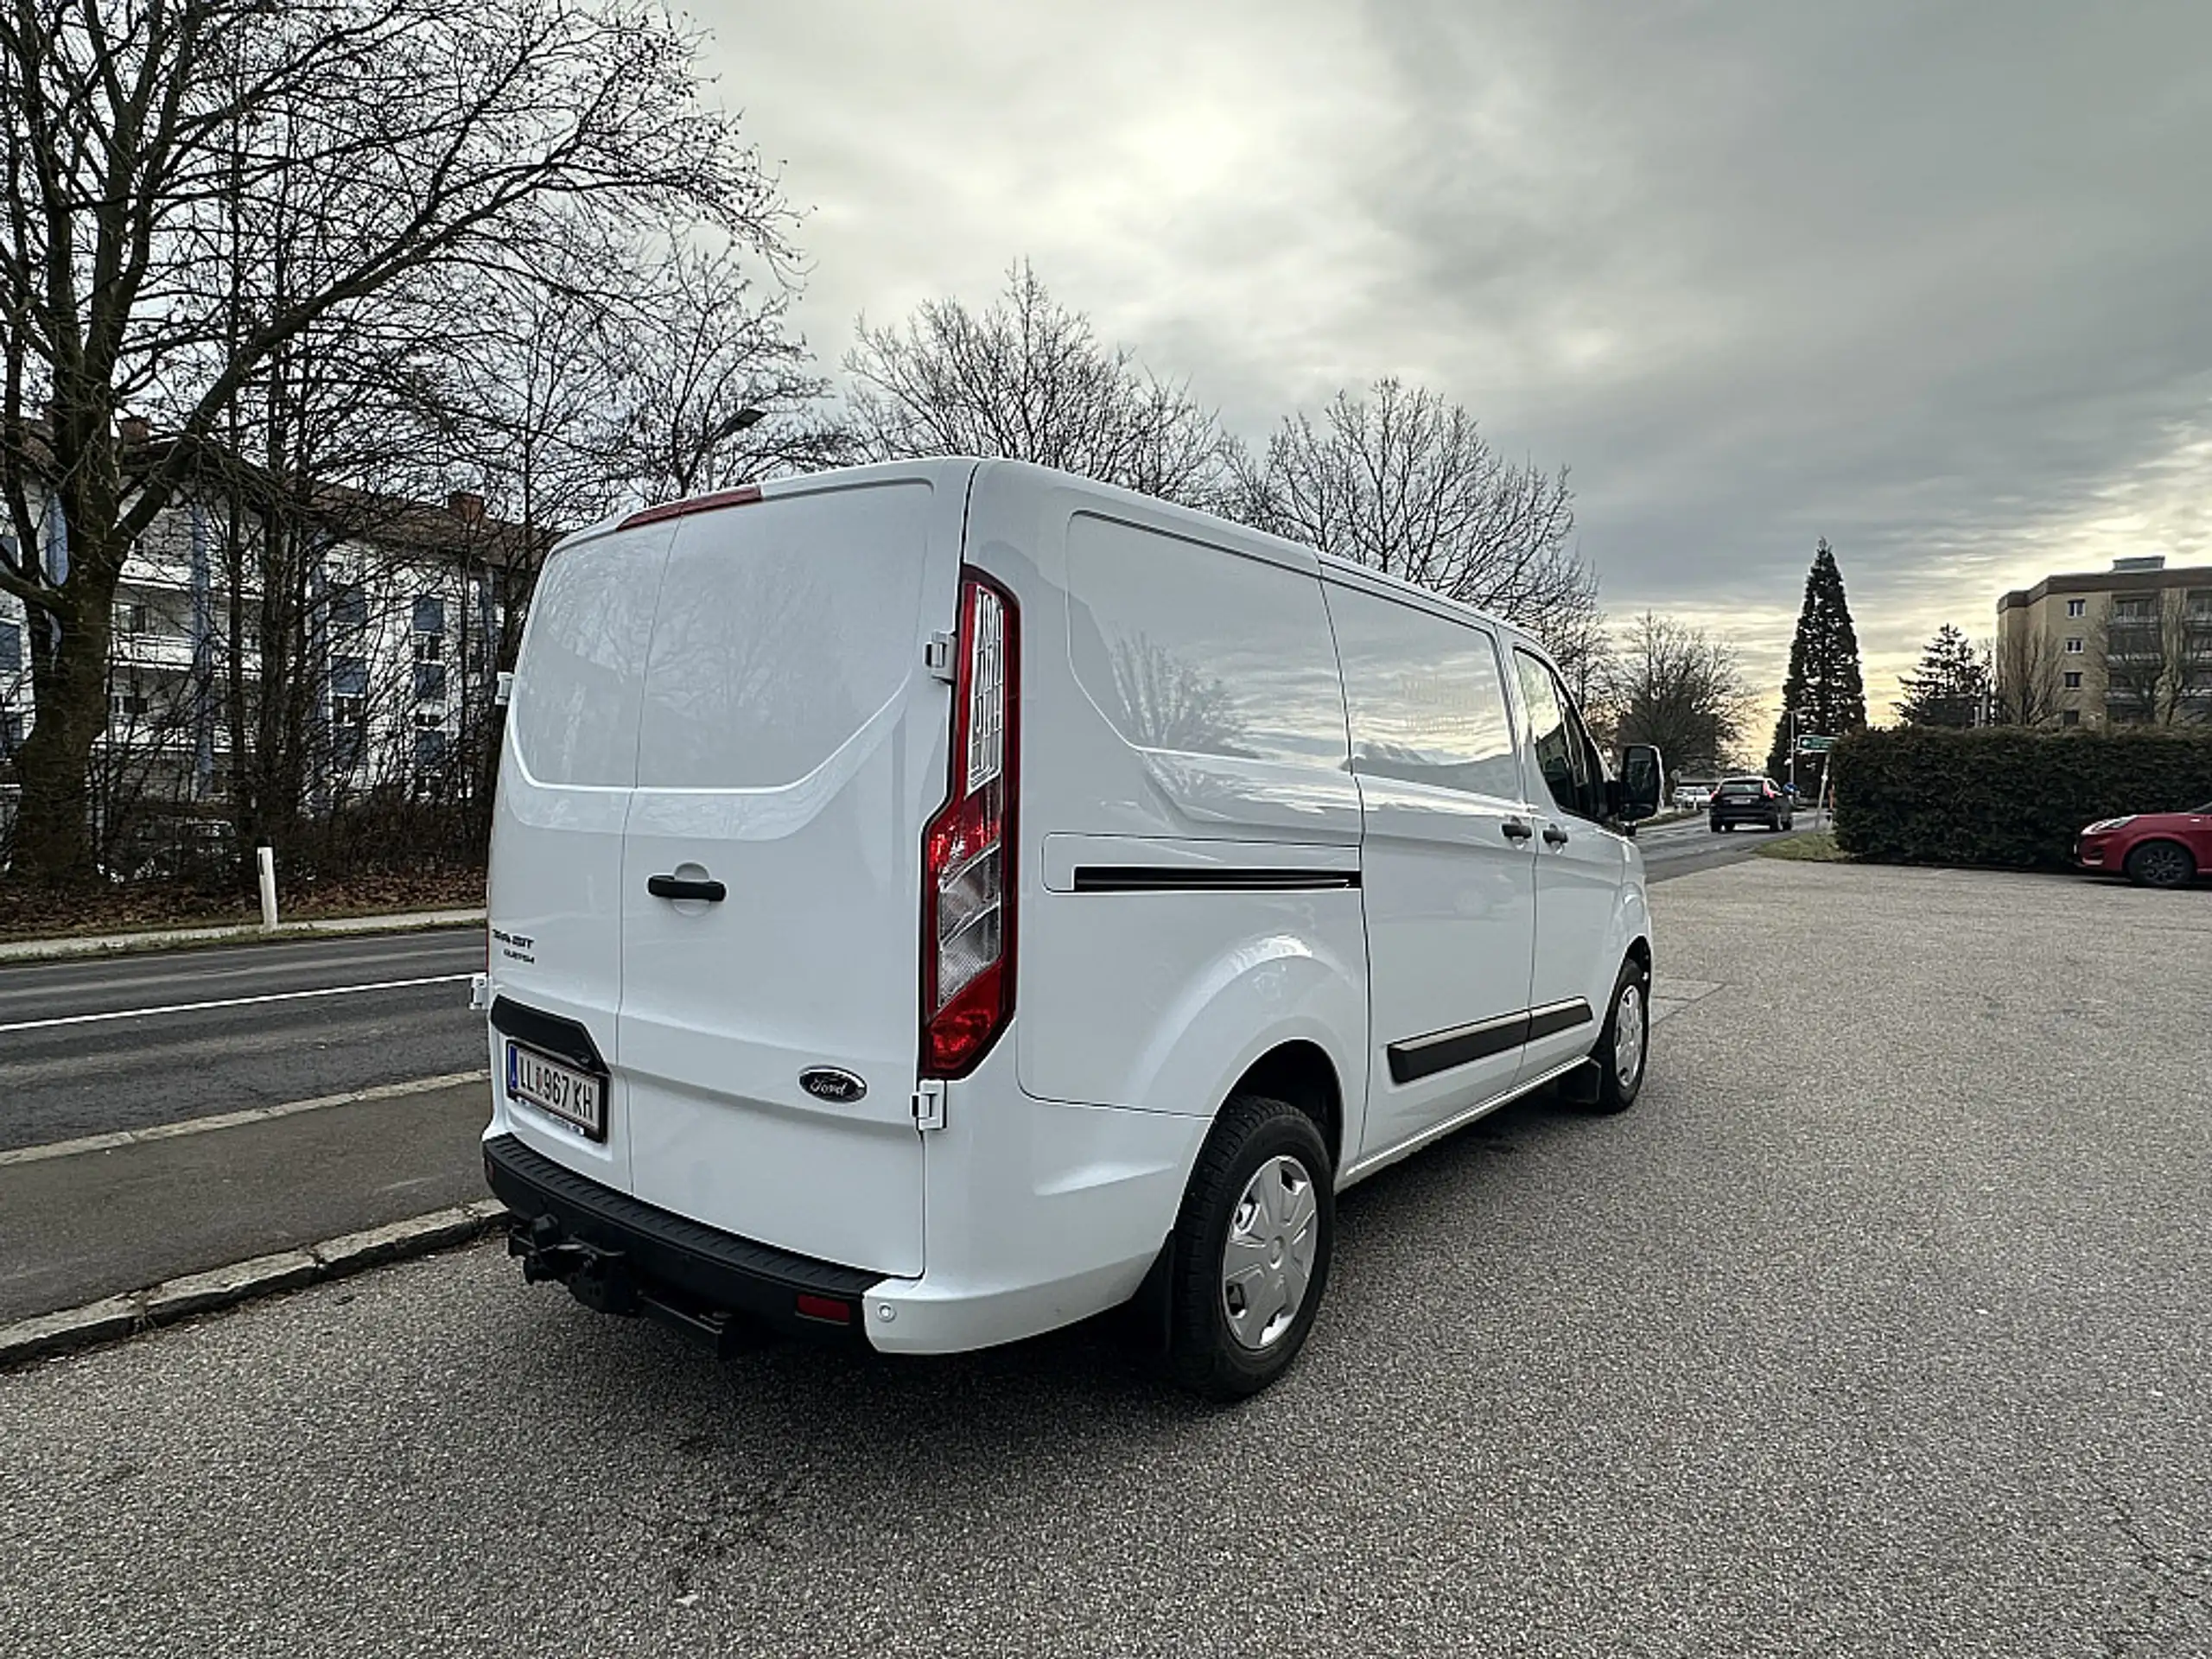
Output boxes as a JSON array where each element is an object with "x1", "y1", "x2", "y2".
[{"x1": 550, "y1": 455, "x2": 1542, "y2": 656}]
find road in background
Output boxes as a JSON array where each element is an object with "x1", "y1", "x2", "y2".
[
  {"x1": 1637, "y1": 809, "x2": 1816, "y2": 881},
  {"x1": 0, "y1": 930, "x2": 485, "y2": 1150}
]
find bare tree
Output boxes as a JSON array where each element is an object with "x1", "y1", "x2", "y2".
[
  {"x1": 1226, "y1": 378, "x2": 1601, "y2": 678},
  {"x1": 2097, "y1": 592, "x2": 2212, "y2": 727},
  {"x1": 844, "y1": 262, "x2": 1230, "y2": 505},
  {"x1": 0, "y1": 0, "x2": 791, "y2": 883},
  {"x1": 1989, "y1": 628, "x2": 2064, "y2": 728},
  {"x1": 1603, "y1": 613, "x2": 1753, "y2": 776},
  {"x1": 601, "y1": 233, "x2": 834, "y2": 505}
]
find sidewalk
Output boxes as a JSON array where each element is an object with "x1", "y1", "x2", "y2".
[
  {"x1": 0, "y1": 906, "x2": 486, "y2": 963},
  {"x1": 0, "y1": 1077, "x2": 494, "y2": 1326}
]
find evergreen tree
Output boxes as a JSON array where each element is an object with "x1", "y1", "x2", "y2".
[
  {"x1": 1894, "y1": 625, "x2": 1990, "y2": 727},
  {"x1": 1764, "y1": 538, "x2": 1867, "y2": 795}
]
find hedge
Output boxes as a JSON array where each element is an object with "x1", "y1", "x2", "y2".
[{"x1": 1830, "y1": 726, "x2": 2212, "y2": 869}]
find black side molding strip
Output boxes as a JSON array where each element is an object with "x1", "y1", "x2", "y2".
[
  {"x1": 1525, "y1": 998, "x2": 1596, "y2": 1044},
  {"x1": 1387, "y1": 998, "x2": 1594, "y2": 1085},
  {"x1": 489, "y1": 995, "x2": 607, "y2": 1077},
  {"x1": 1071, "y1": 866, "x2": 1360, "y2": 893}
]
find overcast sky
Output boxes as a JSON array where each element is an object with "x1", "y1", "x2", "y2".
[{"x1": 705, "y1": 0, "x2": 2212, "y2": 722}]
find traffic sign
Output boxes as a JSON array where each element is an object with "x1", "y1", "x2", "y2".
[{"x1": 1796, "y1": 734, "x2": 1835, "y2": 753}]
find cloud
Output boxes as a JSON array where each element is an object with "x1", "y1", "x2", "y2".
[{"x1": 704, "y1": 0, "x2": 2212, "y2": 713}]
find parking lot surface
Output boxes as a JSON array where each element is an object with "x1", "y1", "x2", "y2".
[{"x1": 3, "y1": 861, "x2": 2207, "y2": 1658}]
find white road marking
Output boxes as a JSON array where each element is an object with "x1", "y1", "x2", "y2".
[
  {"x1": 0, "y1": 1071, "x2": 492, "y2": 1167},
  {"x1": 0, "y1": 974, "x2": 473, "y2": 1035}
]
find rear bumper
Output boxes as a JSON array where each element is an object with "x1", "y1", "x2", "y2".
[{"x1": 484, "y1": 1134, "x2": 882, "y2": 1345}]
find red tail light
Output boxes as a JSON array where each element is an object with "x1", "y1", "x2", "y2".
[{"x1": 921, "y1": 573, "x2": 1018, "y2": 1078}]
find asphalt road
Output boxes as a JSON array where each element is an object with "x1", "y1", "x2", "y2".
[
  {"x1": 1635, "y1": 807, "x2": 1808, "y2": 880},
  {"x1": 0, "y1": 930, "x2": 486, "y2": 1151},
  {"x1": 5, "y1": 860, "x2": 2205, "y2": 1658}
]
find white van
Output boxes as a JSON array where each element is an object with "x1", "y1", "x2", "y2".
[{"x1": 482, "y1": 460, "x2": 1663, "y2": 1398}]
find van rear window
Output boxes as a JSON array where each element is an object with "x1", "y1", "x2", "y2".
[
  {"x1": 512, "y1": 530, "x2": 666, "y2": 787},
  {"x1": 636, "y1": 481, "x2": 933, "y2": 790}
]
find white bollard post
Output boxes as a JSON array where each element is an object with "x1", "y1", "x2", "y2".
[{"x1": 257, "y1": 844, "x2": 279, "y2": 931}]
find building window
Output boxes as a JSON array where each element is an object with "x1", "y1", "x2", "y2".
[
  {"x1": 112, "y1": 600, "x2": 149, "y2": 635},
  {"x1": 414, "y1": 728, "x2": 448, "y2": 768},
  {"x1": 110, "y1": 686, "x2": 149, "y2": 721},
  {"x1": 332, "y1": 723, "x2": 364, "y2": 773},
  {"x1": 2064, "y1": 637, "x2": 2084, "y2": 654},
  {"x1": 0, "y1": 711, "x2": 21, "y2": 754},
  {"x1": 2066, "y1": 599, "x2": 2086, "y2": 618},
  {"x1": 331, "y1": 656, "x2": 368, "y2": 698},
  {"x1": 2063, "y1": 671, "x2": 2082, "y2": 689},
  {"x1": 329, "y1": 584, "x2": 368, "y2": 632},
  {"x1": 414, "y1": 662, "x2": 447, "y2": 702},
  {"x1": 2060, "y1": 709, "x2": 2081, "y2": 727},
  {"x1": 412, "y1": 595, "x2": 445, "y2": 636},
  {"x1": 0, "y1": 621, "x2": 19, "y2": 672},
  {"x1": 412, "y1": 632, "x2": 442, "y2": 665}
]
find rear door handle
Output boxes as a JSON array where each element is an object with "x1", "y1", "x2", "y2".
[
  {"x1": 1501, "y1": 818, "x2": 1534, "y2": 842},
  {"x1": 1543, "y1": 823, "x2": 1571, "y2": 848},
  {"x1": 647, "y1": 874, "x2": 727, "y2": 903}
]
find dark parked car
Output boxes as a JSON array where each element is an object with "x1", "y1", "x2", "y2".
[
  {"x1": 2074, "y1": 802, "x2": 2211, "y2": 889},
  {"x1": 1709, "y1": 775, "x2": 1794, "y2": 833}
]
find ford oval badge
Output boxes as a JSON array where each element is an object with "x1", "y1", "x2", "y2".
[{"x1": 799, "y1": 1068, "x2": 868, "y2": 1105}]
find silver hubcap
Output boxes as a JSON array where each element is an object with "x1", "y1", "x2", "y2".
[
  {"x1": 1220, "y1": 1155, "x2": 1319, "y2": 1351},
  {"x1": 1613, "y1": 981, "x2": 1646, "y2": 1090}
]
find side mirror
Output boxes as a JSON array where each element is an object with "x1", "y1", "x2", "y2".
[{"x1": 1614, "y1": 744, "x2": 1663, "y2": 822}]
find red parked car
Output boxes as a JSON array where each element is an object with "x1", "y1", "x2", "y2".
[{"x1": 2074, "y1": 802, "x2": 2212, "y2": 888}]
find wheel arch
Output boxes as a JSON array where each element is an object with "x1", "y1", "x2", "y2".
[{"x1": 1226, "y1": 1040, "x2": 1345, "y2": 1173}]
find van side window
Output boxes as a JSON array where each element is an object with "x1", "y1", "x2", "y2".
[
  {"x1": 1067, "y1": 514, "x2": 1348, "y2": 766},
  {"x1": 1513, "y1": 650, "x2": 1604, "y2": 820},
  {"x1": 1327, "y1": 587, "x2": 1522, "y2": 801}
]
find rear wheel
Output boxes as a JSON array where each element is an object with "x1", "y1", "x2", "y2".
[
  {"x1": 1163, "y1": 1094, "x2": 1333, "y2": 1402},
  {"x1": 2126, "y1": 840, "x2": 2197, "y2": 889},
  {"x1": 1577, "y1": 956, "x2": 1650, "y2": 1116}
]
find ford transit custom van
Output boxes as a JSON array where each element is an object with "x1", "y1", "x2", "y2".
[{"x1": 483, "y1": 459, "x2": 1663, "y2": 1398}]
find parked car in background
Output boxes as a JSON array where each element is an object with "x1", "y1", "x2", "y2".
[
  {"x1": 1671, "y1": 785, "x2": 1709, "y2": 810},
  {"x1": 2074, "y1": 803, "x2": 2211, "y2": 888},
  {"x1": 1708, "y1": 775, "x2": 1794, "y2": 833}
]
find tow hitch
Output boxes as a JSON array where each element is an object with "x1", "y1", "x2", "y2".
[
  {"x1": 507, "y1": 1213, "x2": 764, "y2": 1355},
  {"x1": 510, "y1": 1214, "x2": 639, "y2": 1313}
]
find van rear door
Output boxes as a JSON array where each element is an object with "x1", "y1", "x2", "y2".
[
  {"x1": 489, "y1": 519, "x2": 675, "y2": 1192},
  {"x1": 617, "y1": 472, "x2": 967, "y2": 1278}
]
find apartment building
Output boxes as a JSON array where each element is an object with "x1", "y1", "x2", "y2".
[
  {"x1": 1, "y1": 478, "x2": 535, "y2": 812},
  {"x1": 1995, "y1": 555, "x2": 2212, "y2": 728}
]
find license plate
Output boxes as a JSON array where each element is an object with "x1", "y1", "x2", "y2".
[{"x1": 505, "y1": 1042, "x2": 605, "y2": 1141}]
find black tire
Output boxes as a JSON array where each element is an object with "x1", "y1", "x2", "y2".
[
  {"x1": 2125, "y1": 839, "x2": 2197, "y2": 889},
  {"x1": 1578, "y1": 956, "x2": 1651, "y2": 1116},
  {"x1": 1162, "y1": 1094, "x2": 1333, "y2": 1402}
]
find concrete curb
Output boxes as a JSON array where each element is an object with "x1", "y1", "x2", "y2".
[
  {"x1": 0, "y1": 908, "x2": 486, "y2": 964},
  {"x1": 0, "y1": 1199, "x2": 512, "y2": 1371}
]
